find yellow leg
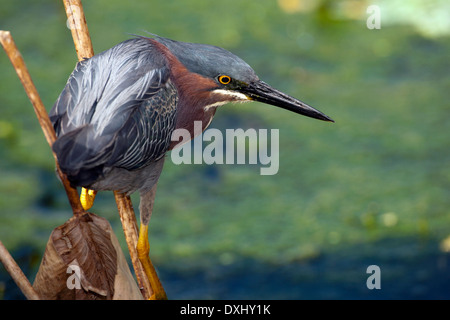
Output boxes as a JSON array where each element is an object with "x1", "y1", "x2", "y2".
[
  {"x1": 137, "y1": 224, "x2": 167, "y2": 300},
  {"x1": 80, "y1": 187, "x2": 97, "y2": 211}
]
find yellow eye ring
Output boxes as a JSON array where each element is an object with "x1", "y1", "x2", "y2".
[{"x1": 218, "y1": 75, "x2": 231, "y2": 85}]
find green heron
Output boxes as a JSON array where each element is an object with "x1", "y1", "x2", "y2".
[{"x1": 49, "y1": 35, "x2": 333, "y2": 299}]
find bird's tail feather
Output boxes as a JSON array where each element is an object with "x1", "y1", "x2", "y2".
[{"x1": 52, "y1": 125, "x2": 113, "y2": 187}]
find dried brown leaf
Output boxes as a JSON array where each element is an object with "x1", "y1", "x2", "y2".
[{"x1": 33, "y1": 212, "x2": 142, "y2": 300}]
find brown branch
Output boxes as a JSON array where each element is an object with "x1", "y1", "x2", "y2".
[
  {"x1": 114, "y1": 192, "x2": 152, "y2": 298},
  {"x1": 0, "y1": 30, "x2": 84, "y2": 215},
  {"x1": 62, "y1": 0, "x2": 153, "y2": 299},
  {"x1": 0, "y1": 241, "x2": 40, "y2": 300},
  {"x1": 63, "y1": 0, "x2": 94, "y2": 60}
]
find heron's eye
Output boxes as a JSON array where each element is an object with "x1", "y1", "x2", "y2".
[{"x1": 218, "y1": 75, "x2": 231, "y2": 85}]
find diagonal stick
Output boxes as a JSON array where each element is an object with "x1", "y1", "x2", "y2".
[
  {"x1": 0, "y1": 30, "x2": 84, "y2": 215},
  {"x1": 0, "y1": 241, "x2": 40, "y2": 300},
  {"x1": 62, "y1": 0, "x2": 153, "y2": 299}
]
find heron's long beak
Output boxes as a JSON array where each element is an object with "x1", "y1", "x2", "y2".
[{"x1": 240, "y1": 80, "x2": 334, "y2": 122}]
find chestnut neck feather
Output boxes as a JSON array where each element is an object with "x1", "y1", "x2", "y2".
[{"x1": 150, "y1": 39, "x2": 219, "y2": 148}]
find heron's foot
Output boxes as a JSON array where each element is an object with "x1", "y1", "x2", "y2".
[
  {"x1": 80, "y1": 187, "x2": 97, "y2": 211},
  {"x1": 137, "y1": 224, "x2": 167, "y2": 300}
]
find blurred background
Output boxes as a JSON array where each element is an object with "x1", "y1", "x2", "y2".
[{"x1": 0, "y1": 0, "x2": 449, "y2": 299}]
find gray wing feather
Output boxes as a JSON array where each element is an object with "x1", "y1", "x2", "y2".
[{"x1": 50, "y1": 38, "x2": 178, "y2": 186}]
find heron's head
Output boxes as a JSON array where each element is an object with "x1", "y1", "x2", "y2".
[{"x1": 152, "y1": 36, "x2": 333, "y2": 122}]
